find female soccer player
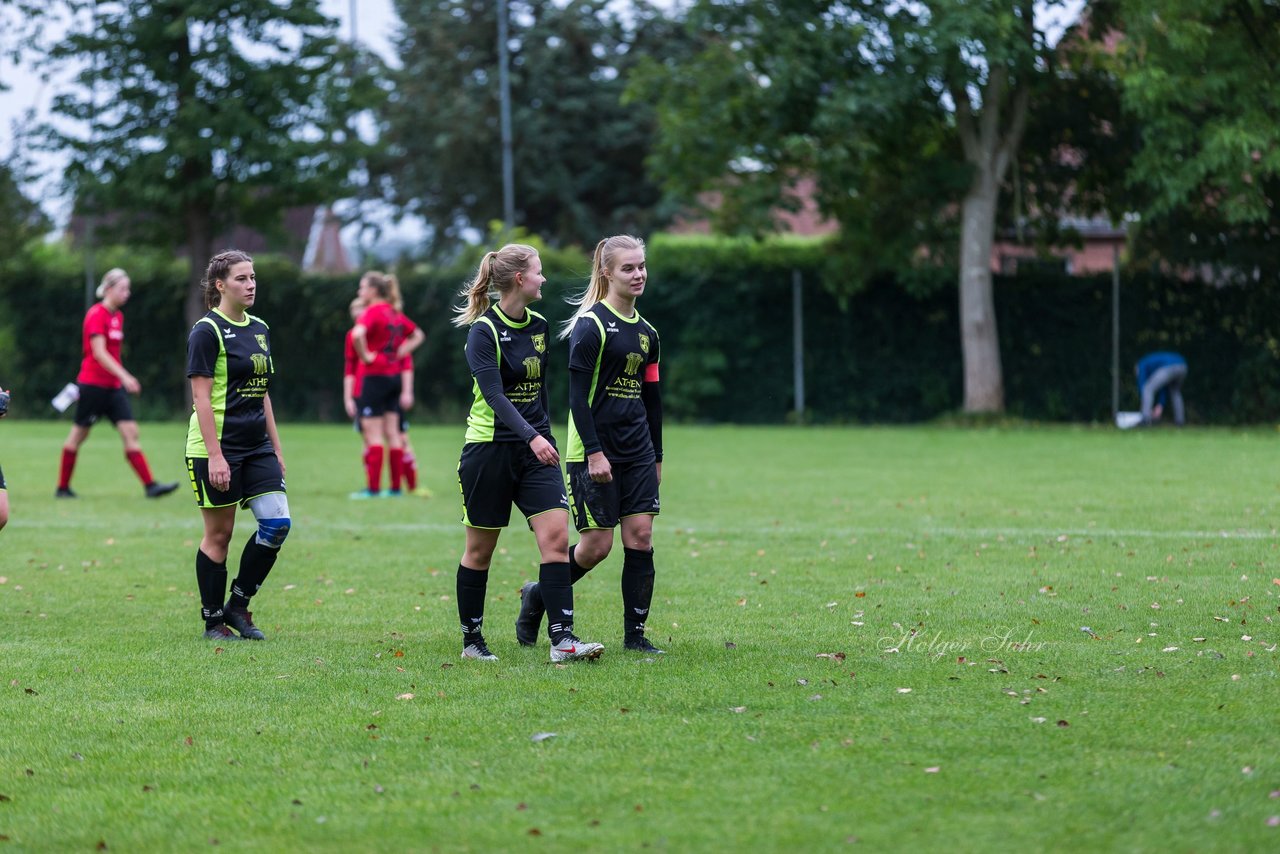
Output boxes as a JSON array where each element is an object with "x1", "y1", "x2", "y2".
[
  {"x1": 453, "y1": 244, "x2": 603, "y2": 663},
  {"x1": 344, "y1": 293, "x2": 428, "y2": 497},
  {"x1": 186, "y1": 250, "x2": 291, "y2": 641},
  {"x1": 56, "y1": 268, "x2": 178, "y2": 499},
  {"x1": 0, "y1": 384, "x2": 9, "y2": 533},
  {"x1": 351, "y1": 272, "x2": 424, "y2": 498},
  {"x1": 515, "y1": 235, "x2": 665, "y2": 654}
]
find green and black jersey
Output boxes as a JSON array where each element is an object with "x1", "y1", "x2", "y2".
[
  {"x1": 565, "y1": 301, "x2": 661, "y2": 464},
  {"x1": 464, "y1": 305, "x2": 552, "y2": 444},
  {"x1": 185, "y1": 309, "x2": 275, "y2": 460}
]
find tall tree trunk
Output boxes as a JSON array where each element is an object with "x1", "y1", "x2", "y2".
[
  {"x1": 184, "y1": 205, "x2": 213, "y2": 329},
  {"x1": 951, "y1": 66, "x2": 1030, "y2": 414},
  {"x1": 958, "y1": 167, "x2": 1004, "y2": 412}
]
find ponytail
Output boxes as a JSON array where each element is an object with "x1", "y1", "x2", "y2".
[
  {"x1": 559, "y1": 234, "x2": 644, "y2": 340},
  {"x1": 452, "y1": 243, "x2": 540, "y2": 328}
]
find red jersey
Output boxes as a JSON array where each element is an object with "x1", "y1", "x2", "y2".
[
  {"x1": 356, "y1": 302, "x2": 418, "y2": 377},
  {"x1": 344, "y1": 327, "x2": 365, "y2": 398},
  {"x1": 77, "y1": 302, "x2": 124, "y2": 388}
]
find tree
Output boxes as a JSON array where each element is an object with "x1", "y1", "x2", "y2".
[
  {"x1": 635, "y1": 1, "x2": 1082, "y2": 413},
  {"x1": 32, "y1": 0, "x2": 383, "y2": 325},
  {"x1": 1112, "y1": 0, "x2": 1280, "y2": 278},
  {"x1": 379, "y1": 0, "x2": 692, "y2": 250},
  {"x1": 0, "y1": 158, "x2": 49, "y2": 256}
]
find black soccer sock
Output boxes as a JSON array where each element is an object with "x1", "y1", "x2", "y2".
[
  {"x1": 196, "y1": 549, "x2": 229, "y2": 629},
  {"x1": 456, "y1": 565, "x2": 489, "y2": 642},
  {"x1": 621, "y1": 547, "x2": 656, "y2": 638},
  {"x1": 228, "y1": 539, "x2": 279, "y2": 609},
  {"x1": 569, "y1": 544, "x2": 592, "y2": 584},
  {"x1": 539, "y1": 561, "x2": 574, "y2": 644}
]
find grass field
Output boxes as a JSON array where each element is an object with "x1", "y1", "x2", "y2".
[{"x1": 1, "y1": 420, "x2": 1278, "y2": 851}]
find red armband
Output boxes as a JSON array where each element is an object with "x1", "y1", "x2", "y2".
[{"x1": 644, "y1": 363, "x2": 660, "y2": 383}]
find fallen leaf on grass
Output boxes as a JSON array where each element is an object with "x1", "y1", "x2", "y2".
[
  {"x1": 816, "y1": 652, "x2": 847, "y2": 662},
  {"x1": 924, "y1": 767, "x2": 940, "y2": 774},
  {"x1": 396, "y1": 693, "x2": 414, "y2": 701},
  {"x1": 724, "y1": 642, "x2": 737, "y2": 649},
  {"x1": 1056, "y1": 720, "x2": 1070, "y2": 727},
  {"x1": 528, "y1": 829, "x2": 542, "y2": 836},
  {"x1": 531, "y1": 732, "x2": 556, "y2": 742},
  {"x1": 730, "y1": 706, "x2": 747, "y2": 713},
  {"x1": 1162, "y1": 646, "x2": 1179, "y2": 652},
  {"x1": 896, "y1": 688, "x2": 912, "y2": 694},
  {"x1": 1030, "y1": 717, "x2": 1047, "y2": 724}
]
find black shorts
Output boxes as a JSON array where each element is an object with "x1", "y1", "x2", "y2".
[
  {"x1": 186, "y1": 450, "x2": 285, "y2": 509},
  {"x1": 458, "y1": 441, "x2": 568, "y2": 529},
  {"x1": 358, "y1": 374, "x2": 401, "y2": 418},
  {"x1": 566, "y1": 458, "x2": 660, "y2": 532},
  {"x1": 73, "y1": 384, "x2": 133, "y2": 427}
]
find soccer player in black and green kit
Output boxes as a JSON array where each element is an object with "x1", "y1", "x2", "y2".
[
  {"x1": 516, "y1": 234, "x2": 666, "y2": 654},
  {"x1": 185, "y1": 250, "x2": 291, "y2": 641},
  {"x1": 453, "y1": 244, "x2": 603, "y2": 663}
]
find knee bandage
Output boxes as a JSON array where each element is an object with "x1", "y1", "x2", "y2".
[{"x1": 247, "y1": 493, "x2": 291, "y2": 548}]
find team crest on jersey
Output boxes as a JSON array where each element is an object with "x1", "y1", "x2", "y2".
[
  {"x1": 624, "y1": 352, "x2": 644, "y2": 375},
  {"x1": 255, "y1": 334, "x2": 268, "y2": 351},
  {"x1": 638, "y1": 333, "x2": 650, "y2": 355},
  {"x1": 523, "y1": 356, "x2": 541, "y2": 380},
  {"x1": 532, "y1": 333, "x2": 546, "y2": 354}
]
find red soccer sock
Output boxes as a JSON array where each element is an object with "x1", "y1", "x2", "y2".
[
  {"x1": 403, "y1": 451, "x2": 418, "y2": 491},
  {"x1": 365, "y1": 445, "x2": 385, "y2": 493},
  {"x1": 389, "y1": 448, "x2": 405, "y2": 492},
  {"x1": 126, "y1": 449, "x2": 154, "y2": 485},
  {"x1": 58, "y1": 449, "x2": 78, "y2": 489}
]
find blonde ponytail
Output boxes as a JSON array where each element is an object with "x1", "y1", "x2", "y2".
[
  {"x1": 453, "y1": 244, "x2": 539, "y2": 327},
  {"x1": 559, "y1": 235, "x2": 645, "y2": 340}
]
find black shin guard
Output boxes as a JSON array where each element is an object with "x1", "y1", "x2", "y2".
[
  {"x1": 196, "y1": 549, "x2": 229, "y2": 628},
  {"x1": 456, "y1": 565, "x2": 489, "y2": 641},
  {"x1": 539, "y1": 561, "x2": 574, "y2": 643},
  {"x1": 229, "y1": 539, "x2": 280, "y2": 609},
  {"x1": 621, "y1": 547, "x2": 656, "y2": 637}
]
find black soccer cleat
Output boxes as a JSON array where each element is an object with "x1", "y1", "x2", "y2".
[
  {"x1": 515, "y1": 581, "x2": 545, "y2": 647},
  {"x1": 55, "y1": 487, "x2": 77, "y2": 499},
  {"x1": 224, "y1": 606, "x2": 266, "y2": 640},
  {"x1": 145, "y1": 481, "x2": 180, "y2": 498},
  {"x1": 623, "y1": 635, "x2": 665, "y2": 655},
  {"x1": 203, "y1": 624, "x2": 241, "y2": 641}
]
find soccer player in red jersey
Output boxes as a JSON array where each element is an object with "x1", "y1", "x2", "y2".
[
  {"x1": 55, "y1": 268, "x2": 178, "y2": 499},
  {"x1": 350, "y1": 272, "x2": 424, "y2": 498},
  {"x1": 344, "y1": 292, "x2": 429, "y2": 497}
]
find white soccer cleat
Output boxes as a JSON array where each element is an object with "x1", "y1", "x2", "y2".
[{"x1": 550, "y1": 634, "x2": 604, "y2": 662}]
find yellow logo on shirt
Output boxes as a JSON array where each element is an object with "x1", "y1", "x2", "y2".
[
  {"x1": 638, "y1": 333, "x2": 649, "y2": 355},
  {"x1": 532, "y1": 333, "x2": 546, "y2": 354},
  {"x1": 523, "y1": 356, "x2": 541, "y2": 379},
  {"x1": 251, "y1": 353, "x2": 269, "y2": 375},
  {"x1": 624, "y1": 352, "x2": 644, "y2": 375},
  {"x1": 255, "y1": 334, "x2": 268, "y2": 351}
]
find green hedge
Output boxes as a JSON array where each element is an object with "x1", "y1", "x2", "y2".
[{"x1": 1, "y1": 236, "x2": 1277, "y2": 424}]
